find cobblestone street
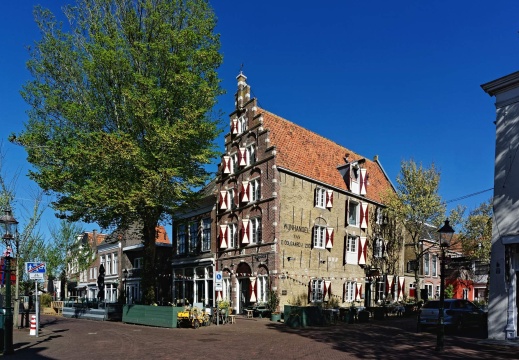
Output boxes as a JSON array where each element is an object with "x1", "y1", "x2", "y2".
[{"x1": 5, "y1": 314, "x2": 517, "y2": 359}]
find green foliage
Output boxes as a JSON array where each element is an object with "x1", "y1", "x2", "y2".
[
  {"x1": 217, "y1": 300, "x2": 230, "y2": 310},
  {"x1": 12, "y1": 0, "x2": 223, "y2": 304},
  {"x1": 444, "y1": 284, "x2": 454, "y2": 299},
  {"x1": 44, "y1": 220, "x2": 89, "y2": 279},
  {"x1": 458, "y1": 200, "x2": 492, "y2": 262},
  {"x1": 40, "y1": 293, "x2": 53, "y2": 307},
  {"x1": 288, "y1": 293, "x2": 308, "y2": 306},
  {"x1": 325, "y1": 296, "x2": 340, "y2": 309},
  {"x1": 383, "y1": 159, "x2": 446, "y2": 302},
  {"x1": 267, "y1": 289, "x2": 280, "y2": 313}
]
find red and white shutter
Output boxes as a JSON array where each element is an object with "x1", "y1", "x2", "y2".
[
  {"x1": 324, "y1": 281, "x2": 331, "y2": 301},
  {"x1": 219, "y1": 191, "x2": 229, "y2": 210},
  {"x1": 222, "y1": 156, "x2": 232, "y2": 174},
  {"x1": 355, "y1": 283, "x2": 362, "y2": 301},
  {"x1": 360, "y1": 202, "x2": 369, "y2": 229},
  {"x1": 386, "y1": 275, "x2": 394, "y2": 298},
  {"x1": 240, "y1": 219, "x2": 250, "y2": 244},
  {"x1": 238, "y1": 147, "x2": 248, "y2": 167},
  {"x1": 398, "y1": 277, "x2": 405, "y2": 301},
  {"x1": 358, "y1": 236, "x2": 367, "y2": 265},
  {"x1": 326, "y1": 190, "x2": 333, "y2": 208},
  {"x1": 240, "y1": 181, "x2": 250, "y2": 203},
  {"x1": 359, "y1": 168, "x2": 368, "y2": 195},
  {"x1": 219, "y1": 225, "x2": 229, "y2": 249},
  {"x1": 325, "y1": 227, "x2": 334, "y2": 249},
  {"x1": 249, "y1": 276, "x2": 257, "y2": 303},
  {"x1": 231, "y1": 118, "x2": 238, "y2": 134},
  {"x1": 216, "y1": 291, "x2": 223, "y2": 302}
]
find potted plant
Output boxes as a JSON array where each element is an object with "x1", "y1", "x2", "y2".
[
  {"x1": 267, "y1": 290, "x2": 281, "y2": 322},
  {"x1": 217, "y1": 300, "x2": 230, "y2": 315}
]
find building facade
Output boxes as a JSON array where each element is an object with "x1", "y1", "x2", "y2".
[
  {"x1": 482, "y1": 71, "x2": 519, "y2": 340},
  {"x1": 174, "y1": 73, "x2": 402, "y2": 315}
]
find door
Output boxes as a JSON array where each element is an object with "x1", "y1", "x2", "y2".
[{"x1": 239, "y1": 278, "x2": 251, "y2": 314}]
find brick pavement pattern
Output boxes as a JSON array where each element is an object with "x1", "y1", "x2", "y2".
[{"x1": 7, "y1": 315, "x2": 518, "y2": 359}]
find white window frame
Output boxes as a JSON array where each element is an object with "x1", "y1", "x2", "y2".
[
  {"x1": 134, "y1": 257, "x2": 143, "y2": 269},
  {"x1": 229, "y1": 188, "x2": 236, "y2": 209},
  {"x1": 425, "y1": 284, "x2": 433, "y2": 299},
  {"x1": 251, "y1": 217, "x2": 262, "y2": 244},
  {"x1": 432, "y1": 254, "x2": 437, "y2": 277},
  {"x1": 374, "y1": 238, "x2": 383, "y2": 258},
  {"x1": 238, "y1": 115, "x2": 247, "y2": 134},
  {"x1": 250, "y1": 178, "x2": 261, "y2": 202},
  {"x1": 231, "y1": 153, "x2": 238, "y2": 173},
  {"x1": 315, "y1": 188, "x2": 326, "y2": 208},
  {"x1": 229, "y1": 223, "x2": 237, "y2": 249},
  {"x1": 247, "y1": 144, "x2": 256, "y2": 165},
  {"x1": 257, "y1": 275, "x2": 267, "y2": 303},
  {"x1": 345, "y1": 281, "x2": 355, "y2": 302},
  {"x1": 311, "y1": 279, "x2": 324, "y2": 303},
  {"x1": 424, "y1": 253, "x2": 430, "y2": 276},
  {"x1": 189, "y1": 222, "x2": 198, "y2": 252},
  {"x1": 201, "y1": 218, "x2": 211, "y2": 252},
  {"x1": 347, "y1": 236, "x2": 357, "y2": 253},
  {"x1": 313, "y1": 225, "x2": 326, "y2": 249},
  {"x1": 348, "y1": 201, "x2": 359, "y2": 226}
]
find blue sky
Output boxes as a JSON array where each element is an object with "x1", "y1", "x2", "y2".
[{"x1": 1, "y1": 1, "x2": 518, "y2": 240}]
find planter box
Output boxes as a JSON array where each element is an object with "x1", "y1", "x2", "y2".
[{"x1": 122, "y1": 305, "x2": 184, "y2": 328}]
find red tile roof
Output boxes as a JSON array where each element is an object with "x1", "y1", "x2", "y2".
[{"x1": 260, "y1": 108, "x2": 394, "y2": 204}]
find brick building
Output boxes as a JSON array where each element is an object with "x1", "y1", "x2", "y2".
[{"x1": 173, "y1": 73, "x2": 399, "y2": 315}]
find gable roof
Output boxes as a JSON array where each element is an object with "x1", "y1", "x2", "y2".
[{"x1": 260, "y1": 108, "x2": 394, "y2": 204}]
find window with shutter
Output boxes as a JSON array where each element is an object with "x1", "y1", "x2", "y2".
[
  {"x1": 219, "y1": 225, "x2": 229, "y2": 249},
  {"x1": 310, "y1": 279, "x2": 324, "y2": 302},
  {"x1": 358, "y1": 236, "x2": 367, "y2": 265},
  {"x1": 355, "y1": 283, "x2": 362, "y2": 301},
  {"x1": 250, "y1": 178, "x2": 261, "y2": 202},
  {"x1": 325, "y1": 227, "x2": 334, "y2": 249},
  {"x1": 251, "y1": 217, "x2": 262, "y2": 244},
  {"x1": 228, "y1": 223, "x2": 237, "y2": 248},
  {"x1": 222, "y1": 156, "x2": 232, "y2": 174},
  {"x1": 238, "y1": 147, "x2": 248, "y2": 167},
  {"x1": 345, "y1": 235, "x2": 358, "y2": 264},
  {"x1": 313, "y1": 225, "x2": 326, "y2": 249},
  {"x1": 247, "y1": 144, "x2": 256, "y2": 165},
  {"x1": 360, "y1": 202, "x2": 368, "y2": 229},
  {"x1": 325, "y1": 190, "x2": 333, "y2": 208},
  {"x1": 350, "y1": 164, "x2": 360, "y2": 194},
  {"x1": 314, "y1": 188, "x2": 325, "y2": 208},
  {"x1": 344, "y1": 281, "x2": 354, "y2": 302},
  {"x1": 348, "y1": 201, "x2": 359, "y2": 227},
  {"x1": 240, "y1": 181, "x2": 250, "y2": 203},
  {"x1": 241, "y1": 219, "x2": 250, "y2": 244},
  {"x1": 359, "y1": 168, "x2": 368, "y2": 195},
  {"x1": 249, "y1": 276, "x2": 257, "y2": 303},
  {"x1": 231, "y1": 118, "x2": 238, "y2": 134},
  {"x1": 219, "y1": 191, "x2": 229, "y2": 210}
]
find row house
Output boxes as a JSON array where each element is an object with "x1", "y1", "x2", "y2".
[
  {"x1": 173, "y1": 73, "x2": 401, "y2": 315},
  {"x1": 68, "y1": 226, "x2": 171, "y2": 305}
]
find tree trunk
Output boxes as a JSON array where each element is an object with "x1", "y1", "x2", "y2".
[{"x1": 141, "y1": 220, "x2": 157, "y2": 305}]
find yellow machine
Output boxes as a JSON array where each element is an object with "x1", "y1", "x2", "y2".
[{"x1": 177, "y1": 307, "x2": 211, "y2": 329}]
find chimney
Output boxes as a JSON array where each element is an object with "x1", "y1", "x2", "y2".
[{"x1": 236, "y1": 72, "x2": 250, "y2": 109}]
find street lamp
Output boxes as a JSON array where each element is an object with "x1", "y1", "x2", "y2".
[
  {"x1": 436, "y1": 219, "x2": 454, "y2": 352},
  {"x1": 0, "y1": 209, "x2": 18, "y2": 355}
]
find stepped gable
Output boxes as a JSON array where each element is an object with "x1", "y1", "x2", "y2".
[{"x1": 259, "y1": 107, "x2": 392, "y2": 204}]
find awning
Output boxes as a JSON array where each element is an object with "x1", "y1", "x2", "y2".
[
  {"x1": 502, "y1": 235, "x2": 519, "y2": 245},
  {"x1": 172, "y1": 258, "x2": 214, "y2": 268}
]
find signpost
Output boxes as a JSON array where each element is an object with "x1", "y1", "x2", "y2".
[
  {"x1": 25, "y1": 262, "x2": 45, "y2": 337},
  {"x1": 215, "y1": 271, "x2": 223, "y2": 326}
]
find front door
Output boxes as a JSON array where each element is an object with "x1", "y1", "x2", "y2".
[{"x1": 239, "y1": 278, "x2": 251, "y2": 314}]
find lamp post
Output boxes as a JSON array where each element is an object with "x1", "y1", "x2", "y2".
[
  {"x1": 0, "y1": 209, "x2": 18, "y2": 355},
  {"x1": 436, "y1": 219, "x2": 454, "y2": 352},
  {"x1": 123, "y1": 269, "x2": 128, "y2": 305}
]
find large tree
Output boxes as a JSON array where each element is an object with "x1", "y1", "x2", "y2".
[
  {"x1": 11, "y1": 0, "x2": 223, "y2": 303},
  {"x1": 383, "y1": 159, "x2": 447, "y2": 301}
]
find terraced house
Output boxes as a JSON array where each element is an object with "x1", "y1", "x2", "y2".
[{"x1": 173, "y1": 73, "x2": 401, "y2": 315}]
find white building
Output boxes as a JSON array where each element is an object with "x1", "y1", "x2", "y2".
[{"x1": 482, "y1": 71, "x2": 519, "y2": 340}]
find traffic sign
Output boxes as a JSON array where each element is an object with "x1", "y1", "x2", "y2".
[
  {"x1": 26, "y1": 262, "x2": 46, "y2": 280},
  {"x1": 215, "y1": 271, "x2": 223, "y2": 291}
]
